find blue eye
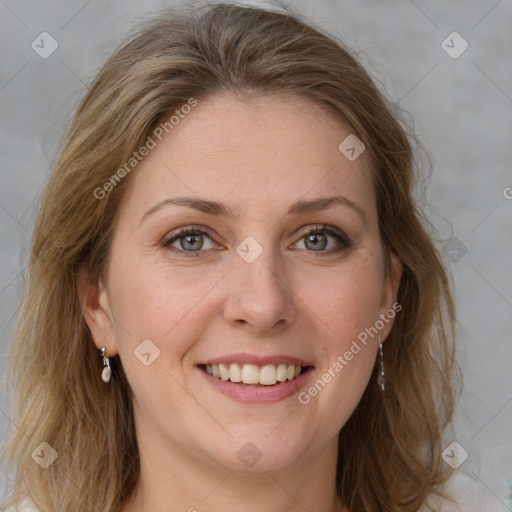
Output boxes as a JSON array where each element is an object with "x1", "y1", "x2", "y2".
[
  {"x1": 162, "y1": 223, "x2": 351, "y2": 258},
  {"x1": 294, "y1": 224, "x2": 352, "y2": 254},
  {"x1": 162, "y1": 226, "x2": 217, "y2": 257}
]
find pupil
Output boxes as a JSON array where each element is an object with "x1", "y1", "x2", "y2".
[
  {"x1": 307, "y1": 234, "x2": 326, "y2": 251},
  {"x1": 183, "y1": 234, "x2": 202, "y2": 250}
]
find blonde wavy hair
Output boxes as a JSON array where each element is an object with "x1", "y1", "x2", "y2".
[{"x1": 1, "y1": 3, "x2": 460, "y2": 511}]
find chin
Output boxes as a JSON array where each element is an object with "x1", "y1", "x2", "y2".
[{"x1": 201, "y1": 430, "x2": 313, "y2": 473}]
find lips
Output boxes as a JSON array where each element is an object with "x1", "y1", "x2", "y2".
[{"x1": 196, "y1": 353, "x2": 315, "y2": 404}]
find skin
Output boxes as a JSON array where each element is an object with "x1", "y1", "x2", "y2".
[{"x1": 81, "y1": 92, "x2": 402, "y2": 511}]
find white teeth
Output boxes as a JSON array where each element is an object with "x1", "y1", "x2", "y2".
[
  {"x1": 241, "y1": 364, "x2": 260, "y2": 384},
  {"x1": 276, "y1": 364, "x2": 288, "y2": 382},
  {"x1": 229, "y1": 363, "x2": 242, "y2": 383},
  {"x1": 219, "y1": 364, "x2": 230, "y2": 381},
  {"x1": 206, "y1": 363, "x2": 303, "y2": 385},
  {"x1": 259, "y1": 365, "x2": 277, "y2": 386}
]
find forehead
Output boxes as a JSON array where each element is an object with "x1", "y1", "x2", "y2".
[{"x1": 119, "y1": 92, "x2": 375, "y2": 222}]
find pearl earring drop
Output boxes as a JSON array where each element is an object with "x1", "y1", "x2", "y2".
[{"x1": 101, "y1": 347, "x2": 111, "y2": 383}]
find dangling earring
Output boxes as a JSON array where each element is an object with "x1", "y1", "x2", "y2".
[
  {"x1": 100, "y1": 346, "x2": 111, "y2": 383},
  {"x1": 377, "y1": 335, "x2": 386, "y2": 392}
]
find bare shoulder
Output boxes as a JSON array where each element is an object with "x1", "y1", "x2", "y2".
[{"x1": 419, "y1": 471, "x2": 505, "y2": 511}]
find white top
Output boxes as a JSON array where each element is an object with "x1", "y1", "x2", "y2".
[{"x1": 7, "y1": 471, "x2": 504, "y2": 511}]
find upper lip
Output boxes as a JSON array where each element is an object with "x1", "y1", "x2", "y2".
[{"x1": 197, "y1": 353, "x2": 314, "y2": 367}]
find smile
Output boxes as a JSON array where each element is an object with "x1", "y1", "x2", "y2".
[
  {"x1": 197, "y1": 354, "x2": 315, "y2": 403},
  {"x1": 203, "y1": 363, "x2": 305, "y2": 385}
]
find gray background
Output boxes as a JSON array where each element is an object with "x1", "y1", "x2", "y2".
[{"x1": 1, "y1": 0, "x2": 511, "y2": 507}]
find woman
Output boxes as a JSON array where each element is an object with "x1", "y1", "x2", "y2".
[{"x1": 0, "y1": 3, "x2": 501, "y2": 511}]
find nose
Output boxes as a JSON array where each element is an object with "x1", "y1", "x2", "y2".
[{"x1": 222, "y1": 242, "x2": 298, "y2": 335}]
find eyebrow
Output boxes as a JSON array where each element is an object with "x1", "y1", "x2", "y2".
[{"x1": 139, "y1": 195, "x2": 367, "y2": 225}]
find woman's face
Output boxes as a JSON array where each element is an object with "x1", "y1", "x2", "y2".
[{"x1": 85, "y1": 92, "x2": 402, "y2": 474}]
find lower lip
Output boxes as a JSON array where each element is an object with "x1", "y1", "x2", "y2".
[{"x1": 198, "y1": 367, "x2": 314, "y2": 404}]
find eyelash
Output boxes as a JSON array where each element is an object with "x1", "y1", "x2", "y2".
[{"x1": 162, "y1": 224, "x2": 352, "y2": 258}]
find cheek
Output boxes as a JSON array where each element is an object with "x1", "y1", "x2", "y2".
[
  {"x1": 307, "y1": 255, "x2": 384, "y2": 344},
  {"x1": 106, "y1": 254, "x2": 212, "y2": 362},
  {"x1": 302, "y1": 270, "x2": 381, "y2": 435},
  {"x1": 301, "y1": 254, "x2": 383, "y2": 399}
]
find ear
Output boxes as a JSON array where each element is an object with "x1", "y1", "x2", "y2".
[
  {"x1": 77, "y1": 268, "x2": 119, "y2": 356},
  {"x1": 378, "y1": 250, "x2": 403, "y2": 342}
]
